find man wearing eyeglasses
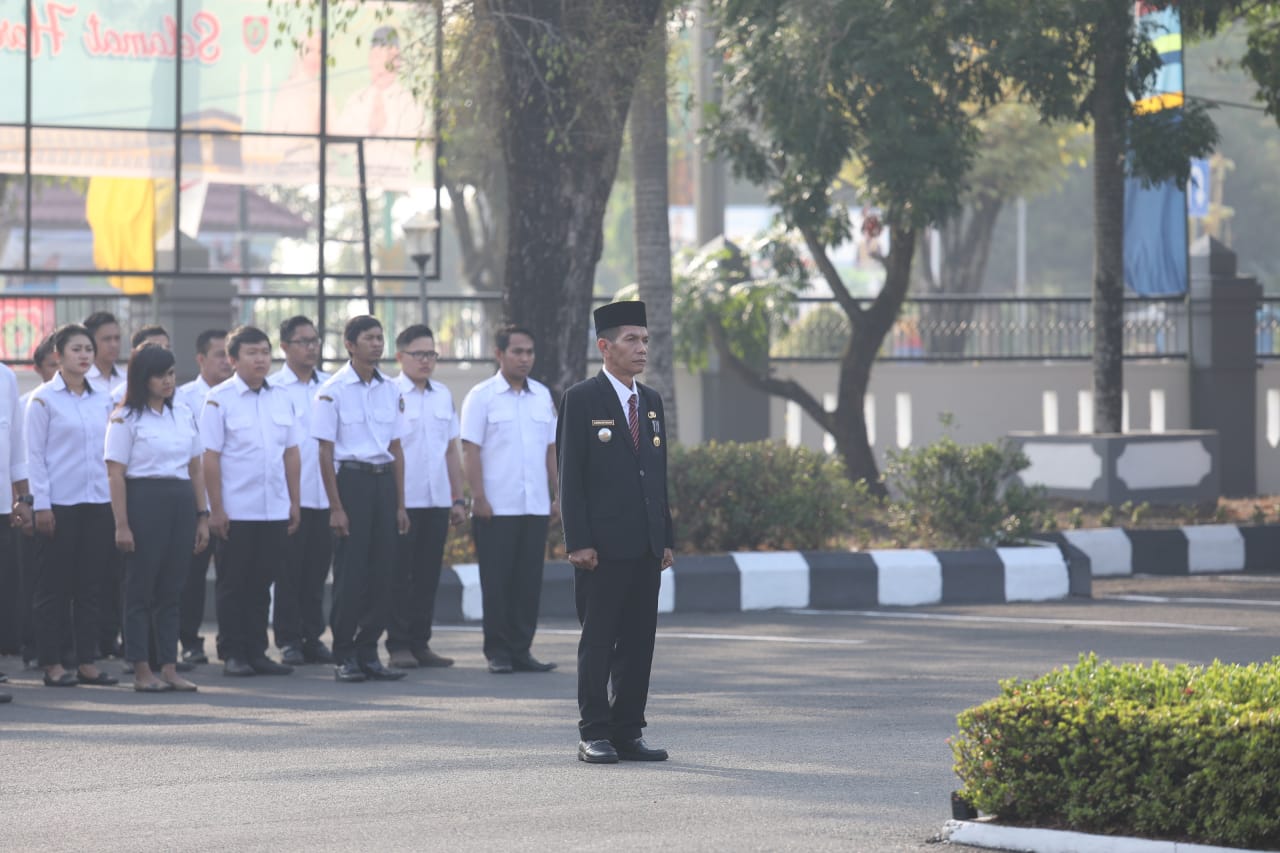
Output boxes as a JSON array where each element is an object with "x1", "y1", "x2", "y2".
[
  {"x1": 385, "y1": 325, "x2": 466, "y2": 670},
  {"x1": 267, "y1": 316, "x2": 335, "y2": 666}
]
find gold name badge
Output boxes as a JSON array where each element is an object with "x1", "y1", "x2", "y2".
[
  {"x1": 653, "y1": 436, "x2": 661, "y2": 448},
  {"x1": 597, "y1": 427, "x2": 613, "y2": 443},
  {"x1": 591, "y1": 419, "x2": 615, "y2": 427}
]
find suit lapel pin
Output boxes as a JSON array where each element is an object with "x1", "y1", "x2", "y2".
[
  {"x1": 652, "y1": 436, "x2": 661, "y2": 448},
  {"x1": 597, "y1": 427, "x2": 613, "y2": 443}
]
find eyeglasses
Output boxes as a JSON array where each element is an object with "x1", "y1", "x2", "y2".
[
  {"x1": 401, "y1": 350, "x2": 439, "y2": 361},
  {"x1": 286, "y1": 337, "x2": 321, "y2": 348}
]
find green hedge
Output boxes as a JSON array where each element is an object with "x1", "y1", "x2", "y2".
[
  {"x1": 952, "y1": 654, "x2": 1280, "y2": 849},
  {"x1": 669, "y1": 441, "x2": 868, "y2": 552}
]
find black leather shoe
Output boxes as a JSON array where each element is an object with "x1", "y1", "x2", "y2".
[
  {"x1": 77, "y1": 670, "x2": 119, "y2": 686},
  {"x1": 512, "y1": 655, "x2": 556, "y2": 673},
  {"x1": 280, "y1": 646, "x2": 306, "y2": 667},
  {"x1": 359, "y1": 660, "x2": 406, "y2": 681},
  {"x1": 334, "y1": 660, "x2": 367, "y2": 682},
  {"x1": 611, "y1": 737, "x2": 668, "y2": 761},
  {"x1": 181, "y1": 648, "x2": 208, "y2": 665},
  {"x1": 223, "y1": 658, "x2": 255, "y2": 677},
  {"x1": 578, "y1": 739, "x2": 619, "y2": 764},
  {"x1": 487, "y1": 657, "x2": 514, "y2": 674},
  {"x1": 0, "y1": 691, "x2": 10, "y2": 703},
  {"x1": 0, "y1": 672, "x2": 7, "y2": 683},
  {"x1": 303, "y1": 642, "x2": 335, "y2": 664},
  {"x1": 413, "y1": 646, "x2": 454, "y2": 668},
  {"x1": 387, "y1": 649, "x2": 419, "y2": 669},
  {"x1": 43, "y1": 671, "x2": 78, "y2": 687},
  {"x1": 249, "y1": 657, "x2": 293, "y2": 676},
  {"x1": 175, "y1": 660, "x2": 196, "y2": 673}
]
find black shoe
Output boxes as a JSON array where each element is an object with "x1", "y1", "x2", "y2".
[
  {"x1": 303, "y1": 642, "x2": 335, "y2": 665},
  {"x1": 611, "y1": 737, "x2": 668, "y2": 761},
  {"x1": 359, "y1": 660, "x2": 407, "y2": 681},
  {"x1": 0, "y1": 692, "x2": 10, "y2": 704},
  {"x1": 76, "y1": 670, "x2": 119, "y2": 686},
  {"x1": 249, "y1": 657, "x2": 293, "y2": 676},
  {"x1": 334, "y1": 660, "x2": 367, "y2": 683},
  {"x1": 387, "y1": 649, "x2": 419, "y2": 669},
  {"x1": 280, "y1": 646, "x2": 306, "y2": 667},
  {"x1": 0, "y1": 672, "x2": 6, "y2": 683},
  {"x1": 181, "y1": 648, "x2": 208, "y2": 665},
  {"x1": 223, "y1": 658, "x2": 255, "y2": 677},
  {"x1": 175, "y1": 660, "x2": 196, "y2": 673},
  {"x1": 23, "y1": 658, "x2": 39, "y2": 671},
  {"x1": 578, "y1": 739, "x2": 619, "y2": 764},
  {"x1": 43, "y1": 671, "x2": 78, "y2": 687},
  {"x1": 412, "y1": 645, "x2": 455, "y2": 668},
  {"x1": 487, "y1": 657, "x2": 514, "y2": 674},
  {"x1": 512, "y1": 655, "x2": 556, "y2": 673}
]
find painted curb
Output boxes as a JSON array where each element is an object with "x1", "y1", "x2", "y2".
[
  {"x1": 1037, "y1": 524, "x2": 1280, "y2": 578},
  {"x1": 205, "y1": 542, "x2": 1087, "y2": 624},
  {"x1": 941, "y1": 819, "x2": 1260, "y2": 853}
]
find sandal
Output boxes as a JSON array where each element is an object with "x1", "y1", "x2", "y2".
[
  {"x1": 161, "y1": 678, "x2": 198, "y2": 692},
  {"x1": 133, "y1": 680, "x2": 174, "y2": 693},
  {"x1": 43, "y1": 671, "x2": 78, "y2": 687},
  {"x1": 77, "y1": 670, "x2": 119, "y2": 686}
]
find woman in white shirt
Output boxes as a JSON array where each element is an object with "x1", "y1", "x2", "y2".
[
  {"x1": 106, "y1": 344, "x2": 209, "y2": 693},
  {"x1": 27, "y1": 324, "x2": 117, "y2": 688}
]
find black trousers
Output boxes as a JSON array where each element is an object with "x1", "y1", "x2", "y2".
[
  {"x1": 98, "y1": 550, "x2": 124, "y2": 655},
  {"x1": 123, "y1": 479, "x2": 196, "y2": 666},
  {"x1": 330, "y1": 467, "x2": 397, "y2": 664},
  {"x1": 215, "y1": 520, "x2": 287, "y2": 662},
  {"x1": 0, "y1": 516, "x2": 16, "y2": 653},
  {"x1": 473, "y1": 514, "x2": 548, "y2": 663},
  {"x1": 575, "y1": 553, "x2": 662, "y2": 742},
  {"x1": 34, "y1": 503, "x2": 114, "y2": 667},
  {"x1": 18, "y1": 527, "x2": 41, "y2": 661},
  {"x1": 273, "y1": 507, "x2": 333, "y2": 650},
  {"x1": 386, "y1": 507, "x2": 450, "y2": 653},
  {"x1": 178, "y1": 541, "x2": 213, "y2": 653}
]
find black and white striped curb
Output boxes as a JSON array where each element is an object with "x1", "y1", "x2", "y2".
[
  {"x1": 1035, "y1": 524, "x2": 1280, "y2": 577},
  {"x1": 434, "y1": 543, "x2": 1088, "y2": 622}
]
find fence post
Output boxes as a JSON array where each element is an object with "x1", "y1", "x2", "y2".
[
  {"x1": 155, "y1": 239, "x2": 236, "y2": 383},
  {"x1": 1188, "y1": 235, "x2": 1260, "y2": 497}
]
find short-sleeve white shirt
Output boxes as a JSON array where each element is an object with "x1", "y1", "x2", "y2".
[
  {"x1": 268, "y1": 364, "x2": 332, "y2": 509},
  {"x1": 396, "y1": 373, "x2": 459, "y2": 509},
  {"x1": 26, "y1": 372, "x2": 114, "y2": 510},
  {"x1": 0, "y1": 364, "x2": 28, "y2": 490},
  {"x1": 201, "y1": 375, "x2": 300, "y2": 521},
  {"x1": 459, "y1": 372, "x2": 557, "y2": 516},
  {"x1": 174, "y1": 375, "x2": 212, "y2": 422},
  {"x1": 311, "y1": 363, "x2": 406, "y2": 465},
  {"x1": 86, "y1": 363, "x2": 125, "y2": 396},
  {"x1": 105, "y1": 402, "x2": 202, "y2": 480}
]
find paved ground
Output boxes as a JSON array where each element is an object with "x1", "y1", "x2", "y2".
[{"x1": 4, "y1": 573, "x2": 1280, "y2": 852}]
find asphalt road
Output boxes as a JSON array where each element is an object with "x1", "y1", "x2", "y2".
[{"x1": 4, "y1": 573, "x2": 1280, "y2": 852}]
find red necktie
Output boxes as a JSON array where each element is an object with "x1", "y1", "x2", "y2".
[{"x1": 628, "y1": 393, "x2": 640, "y2": 451}]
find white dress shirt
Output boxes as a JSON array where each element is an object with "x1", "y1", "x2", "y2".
[
  {"x1": 86, "y1": 363, "x2": 125, "y2": 396},
  {"x1": 395, "y1": 373, "x2": 459, "y2": 509},
  {"x1": 201, "y1": 375, "x2": 300, "y2": 521},
  {"x1": 459, "y1": 372, "x2": 557, "y2": 516},
  {"x1": 26, "y1": 372, "x2": 114, "y2": 510},
  {"x1": 105, "y1": 402, "x2": 202, "y2": 480},
  {"x1": 311, "y1": 363, "x2": 406, "y2": 465},
  {"x1": 0, "y1": 364, "x2": 28, "y2": 491},
  {"x1": 174, "y1": 375, "x2": 212, "y2": 421},
  {"x1": 268, "y1": 364, "x2": 331, "y2": 510}
]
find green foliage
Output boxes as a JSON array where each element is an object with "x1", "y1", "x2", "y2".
[
  {"x1": 1069, "y1": 507, "x2": 1084, "y2": 530},
  {"x1": 953, "y1": 653, "x2": 1280, "y2": 849},
  {"x1": 1252, "y1": 504, "x2": 1268, "y2": 526},
  {"x1": 884, "y1": 435, "x2": 1049, "y2": 549},
  {"x1": 1131, "y1": 501, "x2": 1151, "y2": 527},
  {"x1": 1099, "y1": 505, "x2": 1115, "y2": 528},
  {"x1": 669, "y1": 441, "x2": 871, "y2": 552}
]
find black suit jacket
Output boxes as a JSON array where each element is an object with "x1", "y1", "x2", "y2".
[{"x1": 557, "y1": 372, "x2": 673, "y2": 561}]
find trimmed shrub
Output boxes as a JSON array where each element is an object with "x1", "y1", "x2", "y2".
[
  {"x1": 885, "y1": 434, "x2": 1048, "y2": 548},
  {"x1": 670, "y1": 441, "x2": 869, "y2": 552},
  {"x1": 953, "y1": 654, "x2": 1280, "y2": 849}
]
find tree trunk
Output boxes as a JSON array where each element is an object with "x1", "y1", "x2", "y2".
[
  {"x1": 1091, "y1": 13, "x2": 1130, "y2": 433},
  {"x1": 918, "y1": 200, "x2": 1002, "y2": 357},
  {"x1": 488, "y1": 1, "x2": 664, "y2": 400},
  {"x1": 630, "y1": 17, "x2": 679, "y2": 441}
]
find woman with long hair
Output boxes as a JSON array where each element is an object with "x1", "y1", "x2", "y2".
[
  {"x1": 26, "y1": 324, "x2": 117, "y2": 688},
  {"x1": 106, "y1": 344, "x2": 210, "y2": 692}
]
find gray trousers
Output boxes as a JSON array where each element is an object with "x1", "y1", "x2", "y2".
[{"x1": 123, "y1": 479, "x2": 195, "y2": 666}]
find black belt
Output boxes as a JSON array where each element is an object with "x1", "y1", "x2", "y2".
[{"x1": 339, "y1": 460, "x2": 393, "y2": 475}]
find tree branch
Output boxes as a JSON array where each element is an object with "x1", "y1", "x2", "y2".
[
  {"x1": 706, "y1": 319, "x2": 835, "y2": 436},
  {"x1": 799, "y1": 224, "x2": 864, "y2": 324}
]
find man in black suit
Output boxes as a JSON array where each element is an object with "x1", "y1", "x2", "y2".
[{"x1": 557, "y1": 300, "x2": 675, "y2": 765}]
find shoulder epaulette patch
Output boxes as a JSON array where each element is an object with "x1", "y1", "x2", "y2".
[
  {"x1": 110, "y1": 417, "x2": 124, "y2": 424},
  {"x1": 32, "y1": 397, "x2": 46, "y2": 407},
  {"x1": 319, "y1": 395, "x2": 333, "y2": 402},
  {"x1": 206, "y1": 400, "x2": 220, "y2": 407}
]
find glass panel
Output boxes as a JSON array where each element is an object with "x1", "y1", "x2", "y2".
[
  {"x1": 180, "y1": 134, "x2": 319, "y2": 275},
  {"x1": 0, "y1": 0, "x2": 26, "y2": 124},
  {"x1": 0, "y1": 280, "x2": 150, "y2": 361},
  {"x1": 324, "y1": 141, "x2": 435, "y2": 277},
  {"x1": 0, "y1": 126, "x2": 26, "y2": 271},
  {"x1": 24, "y1": 128, "x2": 175, "y2": 284},
  {"x1": 182, "y1": 0, "x2": 322, "y2": 136},
  {"x1": 327, "y1": 0, "x2": 435, "y2": 141},
  {"x1": 31, "y1": 0, "x2": 179, "y2": 128}
]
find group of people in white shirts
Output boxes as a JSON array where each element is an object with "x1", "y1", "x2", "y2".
[{"x1": 0, "y1": 310, "x2": 562, "y2": 703}]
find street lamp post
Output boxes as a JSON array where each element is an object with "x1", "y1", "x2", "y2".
[{"x1": 402, "y1": 212, "x2": 439, "y2": 326}]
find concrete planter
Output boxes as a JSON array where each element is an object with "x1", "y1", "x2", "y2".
[
  {"x1": 1036, "y1": 523, "x2": 1280, "y2": 577},
  {"x1": 1010, "y1": 430, "x2": 1220, "y2": 505}
]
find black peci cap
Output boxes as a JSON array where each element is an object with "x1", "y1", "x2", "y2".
[{"x1": 593, "y1": 301, "x2": 647, "y2": 334}]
